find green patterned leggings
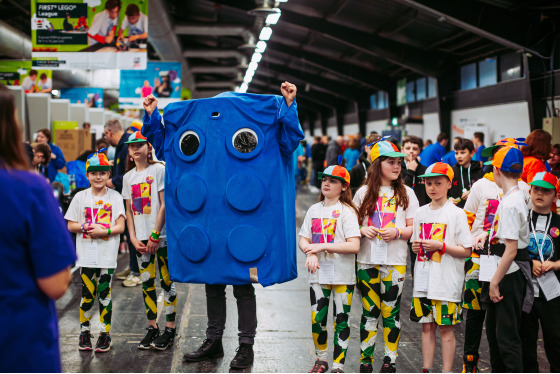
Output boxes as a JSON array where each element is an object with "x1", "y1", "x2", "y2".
[{"x1": 80, "y1": 267, "x2": 113, "y2": 332}]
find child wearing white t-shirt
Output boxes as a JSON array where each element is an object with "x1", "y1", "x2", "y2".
[
  {"x1": 352, "y1": 140, "x2": 419, "y2": 373},
  {"x1": 117, "y1": 3, "x2": 148, "y2": 45},
  {"x1": 122, "y1": 131, "x2": 177, "y2": 351},
  {"x1": 65, "y1": 152, "x2": 126, "y2": 353},
  {"x1": 299, "y1": 165, "x2": 361, "y2": 373},
  {"x1": 410, "y1": 162, "x2": 472, "y2": 373},
  {"x1": 87, "y1": 0, "x2": 120, "y2": 45}
]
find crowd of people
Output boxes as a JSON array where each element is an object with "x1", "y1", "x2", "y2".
[
  {"x1": 299, "y1": 128, "x2": 560, "y2": 373},
  {"x1": 2, "y1": 76, "x2": 560, "y2": 373}
]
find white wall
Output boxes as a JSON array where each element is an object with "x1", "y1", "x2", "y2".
[
  {"x1": 327, "y1": 126, "x2": 338, "y2": 138},
  {"x1": 451, "y1": 101, "x2": 530, "y2": 144},
  {"x1": 343, "y1": 123, "x2": 359, "y2": 136},
  {"x1": 423, "y1": 112, "x2": 440, "y2": 144},
  {"x1": 366, "y1": 120, "x2": 388, "y2": 134}
]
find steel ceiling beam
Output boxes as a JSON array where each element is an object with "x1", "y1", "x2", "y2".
[
  {"x1": 195, "y1": 81, "x2": 237, "y2": 89},
  {"x1": 249, "y1": 82, "x2": 332, "y2": 112},
  {"x1": 184, "y1": 49, "x2": 245, "y2": 60},
  {"x1": 252, "y1": 76, "x2": 341, "y2": 107},
  {"x1": 174, "y1": 24, "x2": 247, "y2": 36},
  {"x1": 396, "y1": 0, "x2": 548, "y2": 58},
  {"x1": 266, "y1": 41, "x2": 394, "y2": 92},
  {"x1": 190, "y1": 66, "x2": 240, "y2": 74}
]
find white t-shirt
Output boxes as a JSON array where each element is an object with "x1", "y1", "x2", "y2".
[
  {"x1": 37, "y1": 78, "x2": 52, "y2": 90},
  {"x1": 412, "y1": 201, "x2": 472, "y2": 302},
  {"x1": 299, "y1": 201, "x2": 361, "y2": 284},
  {"x1": 122, "y1": 163, "x2": 166, "y2": 241},
  {"x1": 88, "y1": 10, "x2": 118, "y2": 45},
  {"x1": 491, "y1": 188, "x2": 530, "y2": 274},
  {"x1": 353, "y1": 185, "x2": 419, "y2": 265},
  {"x1": 464, "y1": 176, "x2": 531, "y2": 237},
  {"x1": 21, "y1": 76, "x2": 36, "y2": 91},
  {"x1": 64, "y1": 188, "x2": 126, "y2": 268},
  {"x1": 121, "y1": 12, "x2": 148, "y2": 36}
]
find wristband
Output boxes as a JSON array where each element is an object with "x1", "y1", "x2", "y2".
[
  {"x1": 81, "y1": 223, "x2": 86, "y2": 233},
  {"x1": 440, "y1": 242, "x2": 446, "y2": 255},
  {"x1": 395, "y1": 228, "x2": 402, "y2": 239},
  {"x1": 359, "y1": 225, "x2": 364, "y2": 229},
  {"x1": 108, "y1": 228, "x2": 111, "y2": 236},
  {"x1": 149, "y1": 236, "x2": 160, "y2": 244},
  {"x1": 151, "y1": 230, "x2": 161, "y2": 241}
]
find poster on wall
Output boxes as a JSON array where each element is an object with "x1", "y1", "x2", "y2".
[
  {"x1": 0, "y1": 60, "x2": 53, "y2": 93},
  {"x1": 397, "y1": 78, "x2": 406, "y2": 106},
  {"x1": 60, "y1": 87, "x2": 104, "y2": 107},
  {"x1": 119, "y1": 61, "x2": 181, "y2": 108},
  {"x1": 31, "y1": 0, "x2": 148, "y2": 70}
]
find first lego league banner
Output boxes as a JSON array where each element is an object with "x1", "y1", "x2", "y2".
[{"x1": 31, "y1": 0, "x2": 148, "y2": 70}]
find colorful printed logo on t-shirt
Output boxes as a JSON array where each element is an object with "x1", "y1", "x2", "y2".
[
  {"x1": 83, "y1": 204, "x2": 112, "y2": 241},
  {"x1": 311, "y1": 218, "x2": 337, "y2": 244},
  {"x1": 418, "y1": 222, "x2": 447, "y2": 263},
  {"x1": 368, "y1": 195, "x2": 396, "y2": 239},
  {"x1": 131, "y1": 182, "x2": 152, "y2": 215},
  {"x1": 483, "y1": 198, "x2": 500, "y2": 231},
  {"x1": 527, "y1": 230, "x2": 554, "y2": 260},
  {"x1": 551, "y1": 227, "x2": 560, "y2": 238},
  {"x1": 490, "y1": 214, "x2": 499, "y2": 244}
]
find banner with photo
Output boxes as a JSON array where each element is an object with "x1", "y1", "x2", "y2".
[
  {"x1": 31, "y1": 0, "x2": 148, "y2": 70},
  {"x1": 119, "y1": 61, "x2": 181, "y2": 109},
  {"x1": 60, "y1": 87, "x2": 104, "y2": 107},
  {"x1": 0, "y1": 60, "x2": 53, "y2": 93}
]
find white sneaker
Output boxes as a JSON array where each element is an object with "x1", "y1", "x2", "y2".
[{"x1": 123, "y1": 274, "x2": 142, "y2": 287}]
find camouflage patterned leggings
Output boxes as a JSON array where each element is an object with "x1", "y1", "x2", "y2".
[
  {"x1": 310, "y1": 283, "x2": 355, "y2": 370},
  {"x1": 136, "y1": 245, "x2": 177, "y2": 322},
  {"x1": 80, "y1": 267, "x2": 113, "y2": 332}
]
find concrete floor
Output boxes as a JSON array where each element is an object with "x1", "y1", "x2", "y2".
[{"x1": 57, "y1": 186, "x2": 551, "y2": 372}]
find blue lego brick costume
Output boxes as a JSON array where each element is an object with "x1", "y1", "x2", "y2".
[{"x1": 142, "y1": 92, "x2": 304, "y2": 287}]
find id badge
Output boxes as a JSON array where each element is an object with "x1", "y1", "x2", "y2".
[
  {"x1": 479, "y1": 255, "x2": 498, "y2": 282},
  {"x1": 84, "y1": 240, "x2": 99, "y2": 267},
  {"x1": 370, "y1": 239, "x2": 388, "y2": 264},
  {"x1": 414, "y1": 262, "x2": 429, "y2": 292},
  {"x1": 318, "y1": 259, "x2": 335, "y2": 284},
  {"x1": 537, "y1": 271, "x2": 560, "y2": 301}
]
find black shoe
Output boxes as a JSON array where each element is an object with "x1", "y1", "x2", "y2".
[
  {"x1": 230, "y1": 343, "x2": 254, "y2": 369},
  {"x1": 78, "y1": 331, "x2": 93, "y2": 351},
  {"x1": 152, "y1": 327, "x2": 175, "y2": 350},
  {"x1": 462, "y1": 354, "x2": 479, "y2": 373},
  {"x1": 379, "y1": 356, "x2": 396, "y2": 373},
  {"x1": 183, "y1": 338, "x2": 224, "y2": 362},
  {"x1": 360, "y1": 363, "x2": 373, "y2": 373},
  {"x1": 309, "y1": 360, "x2": 329, "y2": 373},
  {"x1": 95, "y1": 332, "x2": 112, "y2": 352},
  {"x1": 138, "y1": 325, "x2": 160, "y2": 350}
]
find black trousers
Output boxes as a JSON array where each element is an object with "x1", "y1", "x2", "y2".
[
  {"x1": 205, "y1": 284, "x2": 257, "y2": 345},
  {"x1": 521, "y1": 294, "x2": 560, "y2": 372},
  {"x1": 464, "y1": 308, "x2": 486, "y2": 356},
  {"x1": 484, "y1": 270, "x2": 526, "y2": 373}
]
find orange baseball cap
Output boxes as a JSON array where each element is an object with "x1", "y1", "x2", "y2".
[
  {"x1": 318, "y1": 165, "x2": 351, "y2": 184},
  {"x1": 418, "y1": 162, "x2": 454, "y2": 181}
]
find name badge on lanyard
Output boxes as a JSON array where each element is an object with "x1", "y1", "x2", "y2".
[
  {"x1": 479, "y1": 255, "x2": 498, "y2": 282},
  {"x1": 414, "y1": 262, "x2": 429, "y2": 292},
  {"x1": 84, "y1": 241, "x2": 99, "y2": 267},
  {"x1": 530, "y1": 211, "x2": 560, "y2": 300},
  {"x1": 318, "y1": 258, "x2": 335, "y2": 284},
  {"x1": 371, "y1": 239, "x2": 388, "y2": 264}
]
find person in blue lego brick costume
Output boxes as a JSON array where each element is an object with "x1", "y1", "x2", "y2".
[{"x1": 141, "y1": 82, "x2": 303, "y2": 369}]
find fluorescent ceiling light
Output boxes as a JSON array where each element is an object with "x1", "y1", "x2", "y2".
[
  {"x1": 255, "y1": 41, "x2": 267, "y2": 53},
  {"x1": 245, "y1": 69, "x2": 255, "y2": 79},
  {"x1": 259, "y1": 27, "x2": 272, "y2": 41},
  {"x1": 239, "y1": 83, "x2": 248, "y2": 93},
  {"x1": 251, "y1": 53, "x2": 262, "y2": 63},
  {"x1": 248, "y1": 61, "x2": 259, "y2": 71},
  {"x1": 266, "y1": 13, "x2": 281, "y2": 25},
  {"x1": 244, "y1": 75, "x2": 253, "y2": 83}
]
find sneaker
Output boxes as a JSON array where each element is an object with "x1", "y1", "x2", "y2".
[
  {"x1": 309, "y1": 360, "x2": 329, "y2": 373},
  {"x1": 95, "y1": 332, "x2": 112, "y2": 352},
  {"x1": 138, "y1": 325, "x2": 159, "y2": 350},
  {"x1": 78, "y1": 331, "x2": 93, "y2": 351},
  {"x1": 360, "y1": 364, "x2": 373, "y2": 373},
  {"x1": 115, "y1": 268, "x2": 131, "y2": 280},
  {"x1": 331, "y1": 369, "x2": 344, "y2": 373},
  {"x1": 151, "y1": 327, "x2": 175, "y2": 350},
  {"x1": 183, "y1": 338, "x2": 224, "y2": 362},
  {"x1": 380, "y1": 357, "x2": 396, "y2": 373},
  {"x1": 230, "y1": 343, "x2": 254, "y2": 369},
  {"x1": 123, "y1": 274, "x2": 142, "y2": 287},
  {"x1": 422, "y1": 369, "x2": 432, "y2": 373},
  {"x1": 462, "y1": 354, "x2": 479, "y2": 373}
]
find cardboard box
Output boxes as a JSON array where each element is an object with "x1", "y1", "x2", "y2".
[{"x1": 54, "y1": 129, "x2": 92, "y2": 161}]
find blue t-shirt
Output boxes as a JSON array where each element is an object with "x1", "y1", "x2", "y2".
[
  {"x1": 343, "y1": 148, "x2": 360, "y2": 170},
  {"x1": 0, "y1": 169, "x2": 76, "y2": 372},
  {"x1": 441, "y1": 150, "x2": 456, "y2": 166},
  {"x1": 48, "y1": 142, "x2": 66, "y2": 182},
  {"x1": 419, "y1": 142, "x2": 446, "y2": 167},
  {"x1": 293, "y1": 143, "x2": 305, "y2": 175},
  {"x1": 472, "y1": 145, "x2": 488, "y2": 163}
]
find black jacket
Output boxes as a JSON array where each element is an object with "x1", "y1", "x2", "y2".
[
  {"x1": 402, "y1": 159, "x2": 429, "y2": 207},
  {"x1": 112, "y1": 132, "x2": 129, "y2": 193},
  {"x1": 449, "y1": 161, "x2": 484, "y2": 209},
  {"x1": 311, "y1": 142, "x2": 327, "y2": 170},
  {"x1": 350, "y1": 151, "x2": 371, "y2": 195},
  {"x1": 325, "y1": 140, "x2": 342, "y2": 167}
]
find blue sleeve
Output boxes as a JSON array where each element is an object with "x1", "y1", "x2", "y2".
[
  {"x1": 28, "y1": 177, "x2": 76, "y2": 279},
  {"x1": 142, "y1": 111, "x2": 166, "y2": 161},
  {"x1": 52, "y1": 145, "x2": 66, "y2": 169},
  {"x1": 277, "y1": 98, "x2": 304, "y2": 159}
]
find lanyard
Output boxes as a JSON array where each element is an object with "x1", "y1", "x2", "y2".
[
  {"x1": 420, "y1": 200, "x2": 448, "y2": 259},
  {"x1": 375, "y1": 190, "x2": 394, "y2": 228},
  {"x1": 320, "y1": 201, "x2": 342, "y2": 245},
  {"x1": 529, "y1": 210, "x2": 552, "y2": 263},
  {"x1": 488, "y1": 185, "x2": 518, "y2": 243},
  {"x1": 89, "y1": 188, "x2": 107, "y2": 224},
  {"x1": 460, "y1": 165, "x2": 471, "y2": 192}
]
